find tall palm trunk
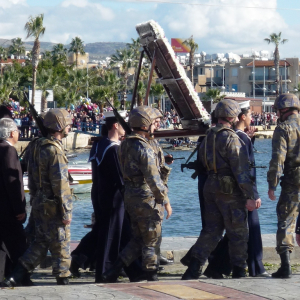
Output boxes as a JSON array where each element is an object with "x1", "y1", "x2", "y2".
[
  {"x1": 76, "y1": 52, "x2": 78, "y2": 68},
  {"x1": 31, "y1": 39, "x2": 40, "y2": 105},
  {"x1": 137, "y1": 94, "x2": 143, "y2": 106},
  {"x1": 41, "y1": 91, "x2": 49, "y2": 112},
  {"x1": 190, "y1": 53, "x2": 194, "y2": 86},
  {"x1": 274, "y1": 45, "x2": 280, "y2": 96}
]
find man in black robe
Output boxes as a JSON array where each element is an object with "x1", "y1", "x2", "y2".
[
  {"x1": 70, "y1": 117, "x2": 143, "y2": 282},
  {"x1": 0, "y1": 118, "x2": 29, "y2": 285}
]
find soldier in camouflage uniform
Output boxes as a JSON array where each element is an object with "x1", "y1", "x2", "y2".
[
  {"x1": 149, "y1": 108, "x2": 173, "y2": 265},
  {"x1": 2, "y1": 109, "x2": 73, "y2": 287},
  {"x1": 182, "y1": 99, "x2": 256, "y2": 280},
  {"x1": 267, "y1": 93, "x2": 300, "y2": 278},
  {"x1": 101, "y1": 106, "x2": 172, "y2": 282}
]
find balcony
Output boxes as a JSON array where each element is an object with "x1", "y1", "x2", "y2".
[
  {"x1": 206, "y1": 77, "x2": 223, "y2": 86},
  {"x1": 249, "y1": 75, "x2": 290, "y2": 82}
]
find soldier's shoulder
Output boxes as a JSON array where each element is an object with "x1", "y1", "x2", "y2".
[{"x1": 275, "y1": 121, "x2": 292, "y2": 133}]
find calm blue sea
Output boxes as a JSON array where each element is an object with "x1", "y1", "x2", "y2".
[{"x1": 70, "y1": 138, "x2": 278, "y2": 240}]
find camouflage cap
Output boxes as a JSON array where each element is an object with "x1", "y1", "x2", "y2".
[
  {"x1": 274, "y1": 93, "x2": 300, "y2": 110},
  {"x1": 129, "y1": 105, "x2": 155, "y2": 128},
  {"x1": 44, "y1": 108, "x2": 73, "y2": 131},
  {"x1": 215, "y1": 99, "x2": 241, "y2": 118},
  {"x1": 152, "y1": 108, "x2": 163, "y2": 119}
]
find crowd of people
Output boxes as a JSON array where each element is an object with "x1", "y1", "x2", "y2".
[
  {"x1": 1, "y1": 93, "x2": 300, "y2": 287},
  {"x1": 251, "y1": 111, "x2": 278, "y2": 127}
]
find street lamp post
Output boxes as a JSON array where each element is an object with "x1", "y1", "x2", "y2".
[
  {"x1": 253, "y1": 56, "x2": 255, "y2": 98},
  {"x1": 285, "y1": 61, "x2": 287, "y2": 93},
  {"x1": 263, "y1": 66, "x2": 266, "y2": 112}
]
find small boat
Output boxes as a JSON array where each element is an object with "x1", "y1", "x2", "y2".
[{"x1": 23, "y1": 162, "x2": 92, "y2": 194}]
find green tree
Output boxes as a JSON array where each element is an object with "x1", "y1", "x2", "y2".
[
  {"x1": 69, "y1": 37, "x2": 85, "y2": 68},
  {"x1": 150, "y1": 82, "x2": 165, "y2": 110},
  {"x1": 110, "y1": 48, "x2": 135, "y2": 95},
  {"x1": 9, "y1": 38, "x2": 26, "y2": 57},
  {"x1": 52, "y1": 43, "x2": 68, "y2": 65},
  {"x1": 182, "y1": 35, "x2": 199, "y2": 87},
  {"x1": 0, "y1": 66, "x2": 21, "y2": 103},
  {"x1": 204, "y1": 88, "x2": 226, "y2": 103},
  {"x1": 136, "y1": 81, "x2": 146, "y2": 106},
  {"x1": 24, "y1": 13, "x2": 46, "y2": 105},
  {"x1": 264, "y1": 32, "x2": 288, "y2": 96},
  {"x1": 36, "y1": 69, "x2": 60, "y2": 112}
]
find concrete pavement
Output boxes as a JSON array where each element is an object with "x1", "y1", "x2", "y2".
[{"x1": 2, "y1": 234, "x2": 300, "y2": 300}]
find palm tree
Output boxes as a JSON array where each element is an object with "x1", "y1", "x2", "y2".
[
  {"x1": 24, "y1": 13, "x2": 46, "y2": 105},
  {"x1": 8, "y1": 38, "x2": 26, "y2": 57},
  {"x1": 150, "y1": 83, "x2": 165, "y2": 110},
  {"x1": 52, "y1": 43, "x2": 68, "y2": 65},
  {"x1": 0, "y1": 66, "x2": 21, "y2": 103},
  {"x1": 36, "y1": 69, "x2": 57, "y2": 112},
  {"x1": 0, "y1": 47, "x2": 8, "y2": 75},
  {"x1": 110, "y1": 48, "x2": 135, "y2": 95},
  {"x1": 264, "y1": 32, "x2": 288, "y2": 96},
  {"x1": 136, "y1": 81, "x2": 146, "y2": 106},
  {"x1": 204, "y1": 88, "x2": 226, "y2": 103},
  {"x1": 69, "y1": 37, "x2": 85, "y2": 68},
  {"x1": 182, "y1": 35, "x2": 199, "y2": 87},
  {"x1": 126, "y1": 38, "x2": 141, "y2": 63}
]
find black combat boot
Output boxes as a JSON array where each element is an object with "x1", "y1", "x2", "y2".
[
  {"x1": 160, "y1": 254, "x2": 174, "y2": 265},
  {"x1": 101, "y1": 257, "x2": 125, "y2": 283},
  {"x1": 181, "y1": 257, "x2": 203, "y2": 280},
  {"x1": 1, "y1": 263, "x2": 28, "y2": 287},
  {"x1": 70, "y1": 258, "x2": 81, "y2": 278},
  {"x1": 147, "y1": 270, "x2": 159, "y2": 281},
  {"x1": 272, "y1": 252, "x2": 292, "y2": 278},
  {"x1": 203, "y1": 267, "x2": 224, "y2": 279},
  {"x1": 180, "y1": 248, "x2": 192, "y2": 266},
  {"x1": 232, "y1": 266, "x2": 246, "y2": 278},
  {"x1": 56, "y1": 277, "x2": 69, "y2": 285}
]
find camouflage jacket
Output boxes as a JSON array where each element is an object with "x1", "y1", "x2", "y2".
[
  {"x1": 267, "y1": 114, "x2": 300, "y2": 190},
  {"x1": 198, "y1": 123, "x2": 254, "y2": 200},
  {"x1": 148, "y1": 138, "x2": 171, "y2": 201},
  {"x1": 118, "y1": 133, "x2": 169, "y2": 206},
  {"x1": 28, "y1": 135, "x2": 72, "y2": 220}
]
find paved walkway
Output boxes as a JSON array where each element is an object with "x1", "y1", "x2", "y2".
[{"x1": 2, "y1": 234, "x2": 300, "y2": 299}]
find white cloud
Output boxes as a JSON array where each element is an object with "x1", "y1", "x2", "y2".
[
  {"x1": 61, "y1": 0, "x2": 88, "y2": 8},
  {"x1": 0, "y1": 0, "x2": 298, "y2": 59},
  {"x1": 164, "y1": 0, "x2": 288, "y2": 55}
]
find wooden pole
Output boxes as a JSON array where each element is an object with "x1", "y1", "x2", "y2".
[
  {"x1": 130, "y1": 50, "x2": 144, "y2": 110},
  {"x1": 144, "y1": 53, "x2": 156, "y2": 105}
]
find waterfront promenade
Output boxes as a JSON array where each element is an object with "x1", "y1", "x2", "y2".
[{"x1": 1, "y1": 234, "x2": 300, "y2": 300}]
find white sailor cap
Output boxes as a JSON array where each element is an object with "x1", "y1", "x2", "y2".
[{"x1": 239, "y1": 101, "x2": 250, "y2": 110}]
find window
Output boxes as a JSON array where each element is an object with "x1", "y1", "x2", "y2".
[
  {"x1": 231, "y1": 68, "x2": 238, "y2": 77},
  {"x1": 232, "y1": 84, "x2": 238, "y2": 92}
]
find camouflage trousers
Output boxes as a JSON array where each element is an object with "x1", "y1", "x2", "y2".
[
  {"x1": 276, "y1": 182, "x2": 300, "y2": 254},
  {"x1": 120, "y1": 203, "x2": 163, "y2": 271},
  {"x1": 20, "y1": 209, "x2": 71, "y2": 278},
  {"x1": 192, "y1": 191, "x2": 248, "y2": 268}
]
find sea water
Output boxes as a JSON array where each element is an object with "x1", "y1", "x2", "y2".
[{"x1": 70, "y1": 138, "x2": 279, "y2": 240}]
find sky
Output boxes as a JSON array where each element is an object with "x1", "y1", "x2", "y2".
[{"x1": 1, "y1": 0, "x2": 300, "y2": 58}]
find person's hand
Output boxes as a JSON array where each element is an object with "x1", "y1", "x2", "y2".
[
  {"x1": 268, "y1": 189, "x2": 276, "y2": 201},
  {"x1": 16, "y1": 213, "x2": 26, "y2": 222},
  {"x1": 246, "y1": 199, "x2": 256, "y2": 211},
  {"x1": 164, "y1": 203, "x2": 172, "y2": 219},
  {"x1": 246, "y1": 126, "x2": 256, "y2": 138},
  {"x1": 62, "y1": 219, "x2": 72, "y2": 225},
  {"x1": 164, "y1": 155, "x2": 174, "y2": 165},
  {"x1": 296, "y1": 234, "x2": 300, "y2": 247},
  {"x1": 255, "y1": 198, "x2": 261, "y2": 209}
]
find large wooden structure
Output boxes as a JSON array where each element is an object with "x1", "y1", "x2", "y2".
[{"x1": 133, "y1": 20, "x2": 210, "y2": 136}]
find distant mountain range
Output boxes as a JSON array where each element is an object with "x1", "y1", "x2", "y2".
[{"x1": 0, "y1": 39, "x2": 127, "y2": 60}]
